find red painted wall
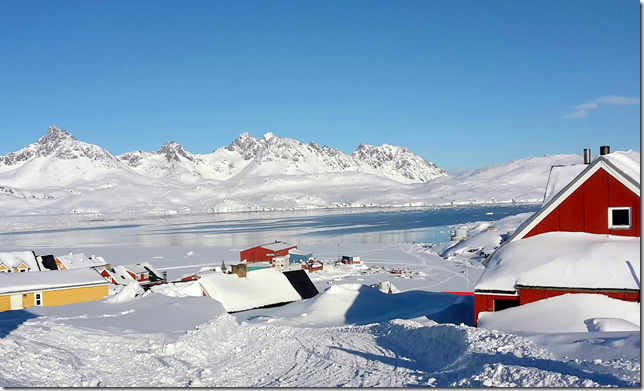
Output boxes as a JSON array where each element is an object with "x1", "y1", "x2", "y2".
[
  {"x1": 525, "y1": 168, "x2": 640, "y2": 238},
  {"x1": 240, "y1": 245, "x2": 296, "y2": 262},
  {"x1": 519, "y1": 288, "x2": 640, "y2": 305},
  {"x1": 474, "y1": 293, "x2": 518, "y2": 325}
]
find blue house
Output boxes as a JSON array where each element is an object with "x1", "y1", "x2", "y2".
[{"x1": 288, "y1": 249, "x2": 313, "y2": 264}]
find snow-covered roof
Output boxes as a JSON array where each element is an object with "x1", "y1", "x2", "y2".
[
  {"x1": 137, "y1": 262, "x2": 162, "y2": 278},
  {"x1": 110, "y1": 262, "x2": 162, "y2": 283},
  {"x1": 602, "y1": 150, "x2": 640, "y2": 186},
  {"x1": 476, "y1": 232, "x2": 640, "y2": 293},
  {"x1": 198, "y1": 268, "x2": 302, "y2": 312},
  {"x1": 507, "y1": 150, "x2": 641, "y2": 243},
  {"x1": 288, "y1": 249, "x2": 312, "y2": 256},
  {"x1": 0, "y1": 268, "x2": 108, "y2": 295},
  {"x1": 0, "y1": 251, "x2": 39, "y2": 271},
  {"x1": 112, "y1": 266, "x2": 137, "y2": 284},
  {"x1": 257, "y1": 241, "x2": 296, "y2": 252},
  {"x1": 542, "y1": 164, "x2": 586, "y2": 205},
  {"x1": 55, "y1": 252, "x2": 107, "y2": 269}
]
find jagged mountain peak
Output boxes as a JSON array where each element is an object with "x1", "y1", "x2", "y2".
[
  {"x1": 37, "y1": 125, "x2": 76, "y2": 151},
  {"x1": 262, "y1": 132, "x2": 276, "y2": 141},
  {"x1": 153, "y1": 141, "x2": 194, "y2": 163},
  {"x1": 0, "y1": 125, "x2": 139, "y2": 189},
  {"x1": 226, "y1": 132, "x2": 260, "y2": 160},
  {"x1": 39, "y1": 125, "x2": 75, "y2": 144}
]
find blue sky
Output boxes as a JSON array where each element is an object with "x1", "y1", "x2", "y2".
[{"x1": 0, "y1": 0, "x2": 639, "y2": 173}]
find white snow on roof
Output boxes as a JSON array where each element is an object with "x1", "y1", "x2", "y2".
[
  {"x1": 476, "y1": 232, "x2": 640, "y2": 292},
  {"x1": 198, "y1": 268, "x2": 301, "y2": 312},
  {"x1": 137, "y1": 262, "x2": 162, "y2": 278},
  {"x1": 601, "y1": 150, "x2": 640, "y2": 185},
  {"x1": 0, "y1": 268, "x2": 108, "y2": 295},
  {"x1": 542, "y1": 164, "x2": 586, "y2": 205},
  {"x1": 288, "y1": 249, "x2": 312, "y2": 256},
  {"x1": 112, "y1": 266, "x2": 137, "y2": 284},
  {"x1": 0, "y1": 251, "x2": 39, "y2": 271},
  {"x1": 259, "y1": 242, "x2": 295, "y2": 252},
  {"x1": 55, "y1": 252, "x2": 107, "y2": 269}
]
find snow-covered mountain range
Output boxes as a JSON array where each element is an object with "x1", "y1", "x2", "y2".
[
  {"x1": 116, "y1": 131, "x2": 447, "y2": 183},
  {"x1": 0, "y1": 125, "x2": 592, "y2": 216}
]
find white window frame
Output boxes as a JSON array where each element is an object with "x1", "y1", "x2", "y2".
[
  {"x1": 608, "y1": 207, "x2": 632, "y2": 229},
  {"x1": 34, "y1": 291, "x2": 43, "y2": 306}
]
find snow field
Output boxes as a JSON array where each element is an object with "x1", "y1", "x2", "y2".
[{"x1": 1, "y1": 303, "x2": 636, "y2": 387}]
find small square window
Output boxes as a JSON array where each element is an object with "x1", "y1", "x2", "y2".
[
  {"x1": 35, "y1": 293, "x2": 42, "y2": 306},
  {"x1": 609, "y1": 207, "x2": 632, "y2": 229}
]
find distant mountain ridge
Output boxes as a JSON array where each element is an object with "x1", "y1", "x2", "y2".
[
  {"x1": 0, "y1": 125, "x2": 596, "y2": 217},
  {"x1": 116, "y1": 130, "x2": 448, "y2": 183},
  {"x1": 0, "y1": 125, "x2": 447, "y2": 188}
]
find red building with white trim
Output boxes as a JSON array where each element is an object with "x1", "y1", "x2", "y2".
[
  {"x1": 240, "y1": 241, "x2": 297, "y2": 263},
  {"x1": 474, "y1": 149, "x2": 641, "y2": 325}
]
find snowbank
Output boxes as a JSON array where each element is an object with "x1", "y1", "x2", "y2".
[
  {"x1": 151, "y1": 280, "x2": 204, "y2": 297},
  {"x1": 478, "y1": 294, "x2": 640, "y2": 333},
  {"x1": 105, "y1": 281, "x2": 145, "y2": 303},
  {"x1": 198, "y1": 268, "x2": 302, "y2": 312},
  {"x1": 475, "y1": 232, "x2": 640, "y2": 292},
  {"x1": 238, "y1": 283, "x2": 474, "y2": 327}
]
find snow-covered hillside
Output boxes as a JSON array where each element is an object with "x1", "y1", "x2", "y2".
[{"x1": 0, "y1": 125, "x2": 595, "y2": 216}]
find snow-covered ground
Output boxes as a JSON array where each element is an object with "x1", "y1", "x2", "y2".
[{"x1": 0, "y1": 208, "x2": 639, "y2": 387}]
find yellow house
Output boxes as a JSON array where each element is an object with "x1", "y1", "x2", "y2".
[
  {"x1": 0, "y1": 268, "x2": 109, "y2": 312},
  {"x1": 0, "y1": 251, "x2": 39, "y2": 273}
]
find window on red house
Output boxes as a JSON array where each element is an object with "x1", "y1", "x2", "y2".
[{"x1": 609, "y1": 207, "x2": 632, "y2": 229}]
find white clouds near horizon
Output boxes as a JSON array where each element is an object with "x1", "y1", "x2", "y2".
[
  {"x1": 562, "y1": 96, "x2": 639, "y2": 119},
  {"x1": 593, "y1": 96, "x2": 640, "y2": 105}
]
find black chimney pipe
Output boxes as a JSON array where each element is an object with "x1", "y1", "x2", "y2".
[{"x1": 600, "y1": 146, "x2": 610, "y2": 156}]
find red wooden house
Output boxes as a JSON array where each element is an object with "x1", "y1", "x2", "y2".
[
  {"x1": 240, "y1": 241, "x2": 297, "y2": 263},
  {"x1": 474, "y1": 149, "x2": 640, "y2": 325}
]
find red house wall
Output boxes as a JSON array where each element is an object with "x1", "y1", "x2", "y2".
[
  {"x1": 524, "y1": 168, "x2": 640, "y2": 238},
  {"x1": 474, "y1": 293, "x2": 518, "y2": 326},
  {"x1": 240, "y1": 246, "x2": 296, "y2": 262},
  {"x1": 519, "y1": 289, "x2": 640, "y2": 305}
]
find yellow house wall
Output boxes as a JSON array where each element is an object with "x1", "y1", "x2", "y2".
[
  {"x1": 23, "y1": 292, "x2": 35, "y2": 308},
  {"x1": 0, "y1": 285, "x2": 108, "y2": 312},
  {"x1": 0, "y1": 292, "x2": 33, "y2": 311},
  {"x1": 0, "y1": 295, "x2": 11, "y2": 312},
  {"x1": 42, "y1": 285, "x2": 109, "y2": 307}
]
